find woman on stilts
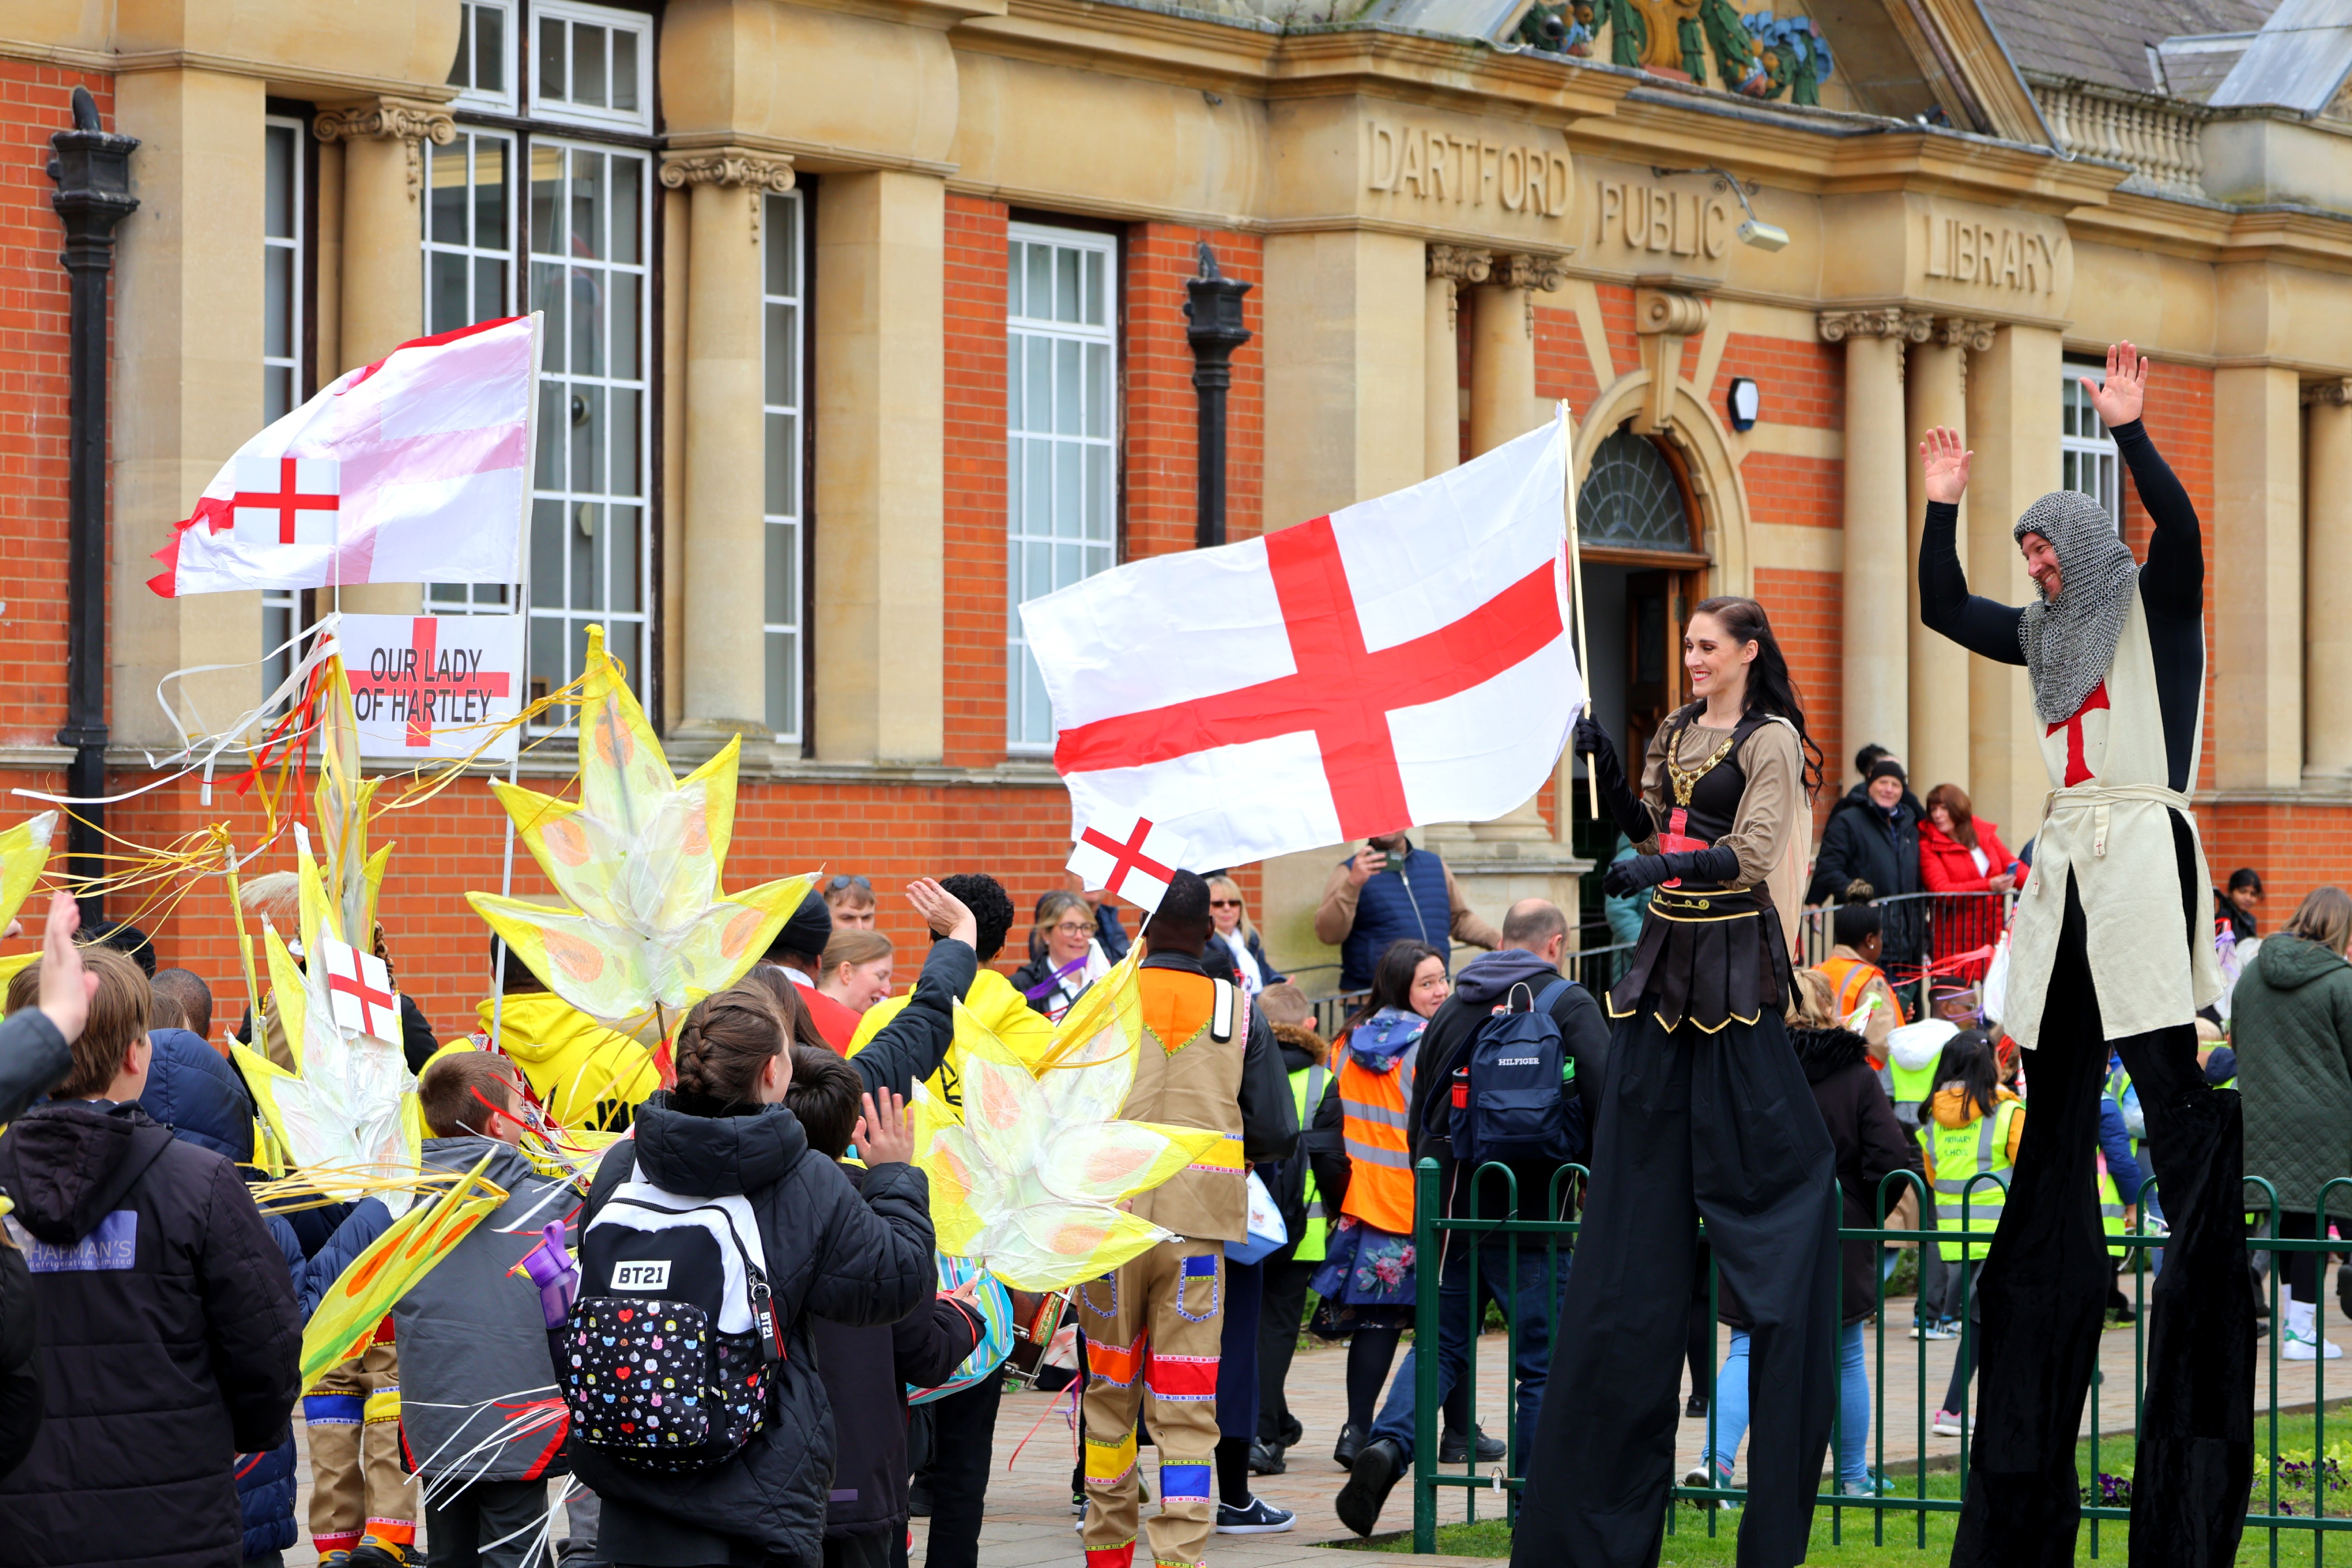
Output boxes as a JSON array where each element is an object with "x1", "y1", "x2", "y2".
[
  {"x1": 1512, "y1": 597, "x2": 1840, "y2": 1568},
  {"x1": 1915, "y1": 342, "x2": 2251, "y2": 1568}
]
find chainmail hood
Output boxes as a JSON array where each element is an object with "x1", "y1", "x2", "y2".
[{"x1": 2013, "y1": 489, "x2": 2139, "y2": 724}]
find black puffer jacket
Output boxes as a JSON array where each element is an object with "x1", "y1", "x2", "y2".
[
  {"x1": 1807, "y1": 793, "x2": 1924, "y2": 964},
  {"x1": 0, "y1": 1100, "x2": 302, "y2": 1568},
  {"x1": 814, "y1": 1164, "x2": 981, "y2": 1539},
  {"x1": 576, "y1": 1103, "x2": 942, "y2": 1563},
  {"x1": 0, "y1": 1008, "x2": 70, "y2": 1482}
]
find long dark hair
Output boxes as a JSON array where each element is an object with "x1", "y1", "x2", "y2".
[
  {"x1": 1924, "y1": 1028, "x2": 2000, "y2": 1124},
  {"x1": 1338, "y1": 939, "x2": 1443, "y2": 1044},
  {"x1": 1690, "y1": 595, "x2": 1825, "y2": 798}
]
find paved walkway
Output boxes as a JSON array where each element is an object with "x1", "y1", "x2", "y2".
[{"x1": 283, "y1": 1305, "x2": 2347, "y2": 1567}]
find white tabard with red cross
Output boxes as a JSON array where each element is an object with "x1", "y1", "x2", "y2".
[{"x1": 2001, "y1": 588, "x2": 2223, "y2": 1049}]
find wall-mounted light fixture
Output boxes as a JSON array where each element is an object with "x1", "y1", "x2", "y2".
[
  {"x1": 1649, "y1": 165, "x2": 1790, "y2": 252},
  {"x1": 1727, "y1": 376, "x2": 1761, "y2": 432}
]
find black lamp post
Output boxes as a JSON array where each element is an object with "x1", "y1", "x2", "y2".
[
  {"x1": 1182, "y1": 241, "x2": 1251, "y2": 551},
  {"x1": 48, "y1": 86, "x2": 138, "y2": 922}
]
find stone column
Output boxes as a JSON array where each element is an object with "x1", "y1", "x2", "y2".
[
  {"x1": 1423, "y1": 246, "x2": 1488, "y2": 478},
  {"x1": 1902, "y1": 316, "x2": 1987, "y2": 798},
  {"x1": 812, "y1": 169, "x2": 945, "y2": 763},
  {"x1": 315, "y1": 97, "x2": 454, "y2": 617},
  {"x1": 112, "y1": 68, "x2": 270, "y2": 749},
  {"x1": 1466, "y1": 253, "x2": 1565, "y2": 459},
  {"x1": 1820, "y1": 308, "x2": 1926, "y2": 772},
  {"x1": 660, "y1": 148, "x2": 795, "y2": 739},
  {"x1": 1962, "y1": 323, "x2": 2063, "y2": 834},
  {"x1": 2214, "y1": 364, "x2": 2305, "y2": 790},
  {"x1": 2305, "y1": 381, "x2": 2352, "y2": 779}
]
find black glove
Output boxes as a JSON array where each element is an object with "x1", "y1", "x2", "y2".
[
  {"x1": 1602, "y1": 854, "x2": 1668, "y2": 898},
  {"x1": 1574, "y1": 713, "x2": 1652, "y2": 845},
  {"x1": 1602, "y1": 842, "x2": 1744, "y2": 898}
]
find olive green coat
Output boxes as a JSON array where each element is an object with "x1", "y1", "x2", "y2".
[{"x1": 2231, "y1": 934, "x2": 2352, "y2": 1211}]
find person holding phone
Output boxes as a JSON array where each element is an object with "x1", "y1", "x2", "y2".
[{"x1": 1313, "y1": 832, "x2": 1500, "y2": 994}]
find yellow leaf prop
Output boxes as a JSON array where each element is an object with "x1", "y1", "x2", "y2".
[
  {"x1": 298, "y1": 1153, "x2": 507, "y2": 1391},
  {"x1": 919, "y1": 1001, "x2": 1221, "y2": 1291},
  {"x1": 313, "y1": 654, "x2": 388, "y2": 946},
  {"x1": 234, "y1": 824, "x2": 421, "y2": 1210},
  {"x1": 0, "y1": 811, "x2": 59, "y2": 991},
  {"x1": 468, "y1": 624, "x2": 813, "y2": 1039}
]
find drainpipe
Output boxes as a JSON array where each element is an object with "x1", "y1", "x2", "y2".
[
  {"x1": 47, "y1": 86, "x2": 138, "y2": 922},
  {"x1": 1182, "y1": 241, "x2": 1252, "y2": 551}
]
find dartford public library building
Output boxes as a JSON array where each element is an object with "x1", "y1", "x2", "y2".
[{"x1": 6, "y1": 0, "x2": 2352, "y2": 1014}]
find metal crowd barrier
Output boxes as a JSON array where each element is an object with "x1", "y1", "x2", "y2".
[
  {"x1": 1796, "y1": 890, "x2": 2019, "y2": 1020},
  {"x1": 1406, "y1": 1158, "x2": 2352, "y2": 1559}
]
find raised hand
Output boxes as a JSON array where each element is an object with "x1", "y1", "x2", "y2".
[
  {"x1": 2083, "y1": 341, "x2": 2147, "y2": 430},
  {"x1": 854, "y1": 1088, "x2": 916, "y2": 1166},
  {"x1": 1919, "y1": 425, "x2": 1973, "y2": 505},
  {"x1": 906, "y1": 877, "x2": 978, "y2": 949},
  {"x1": 34, "y1": 891, "x2": 97, "y2": 1043}
]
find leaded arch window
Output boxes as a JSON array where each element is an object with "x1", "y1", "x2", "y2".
[{"x1": 1577, "y1": 428, "x2": 1696, "y2": 553}]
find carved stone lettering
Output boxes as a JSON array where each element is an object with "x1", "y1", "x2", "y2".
[
  {"x1": 1591, "y1": 179, "x2": 1730, "y2": 261},
  {"x1": 1923, "y1": 214, "x2": 2056, "y2": 293},
  {"x1": 1365, "y1": 121, "x2": 1570, "y2": 219}
]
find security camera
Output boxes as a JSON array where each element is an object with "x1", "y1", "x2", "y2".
[{"x1": 1737, "y1": 217, "x2": 1790, "y2": 252}]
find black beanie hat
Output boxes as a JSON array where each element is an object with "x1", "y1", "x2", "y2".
[{"x1": 770, "y1": 888, "x2": 833, "y2": 964}]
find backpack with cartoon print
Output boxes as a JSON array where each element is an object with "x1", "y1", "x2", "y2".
[{"x1": 560, "y1": 1170, "x2": 785, "y2": 1472}]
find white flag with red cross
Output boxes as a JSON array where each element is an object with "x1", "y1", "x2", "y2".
[
  {"x1": 1067, "y1": 811, "x2": 1191, "y2": 913},
  {"x1": 1021, "y1": 414, "x2": 1580, "y2": 871},
  {"x1": 147, "y1": 315, "x2": 540, "y2": 597},
  {"x1": 317, "y1": 933, "x2": 402, "y2": 1045}
]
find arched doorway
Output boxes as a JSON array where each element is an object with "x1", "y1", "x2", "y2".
[{"x1": 1573, "y1": 424, "x2": 1713, "y2": 951}]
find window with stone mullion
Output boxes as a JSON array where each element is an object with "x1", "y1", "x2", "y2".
[
  {"x1": 2060, "y1": 366, "x2": 2121, "y2": 530},
  {"x1": 262, "y1": 115, "x2": 305, "y2": 702},
  {"x1": 762, "y1": 190, "x2": 806, "y2": 744}
]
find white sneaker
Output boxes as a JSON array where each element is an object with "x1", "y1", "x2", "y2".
[
  {"x1": 1932, "y1": 1409, "x2": 1968, "y2": 1437},
  {"x1": 2283, "y1": 1327, "x2": 2343, "y2": 1361}
]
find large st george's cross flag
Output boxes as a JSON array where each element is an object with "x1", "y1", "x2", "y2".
[{"x1": 1021, "y1": 414, "x2": 1584, "y2": 870}]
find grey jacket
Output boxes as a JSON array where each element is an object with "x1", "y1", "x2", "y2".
[
  {"x1": 2232, "y1": 934, "x2": 2352, "y2": 1211},
  {"x1": 390, "y1": 1137, "x2": 577, "y2": 1482}
]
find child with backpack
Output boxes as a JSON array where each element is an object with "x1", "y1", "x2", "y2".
[
  {"x1": 1307, "y1": 940, "x2": 1449, "y2": 1462},
  {"x1": 394, "y1": 1050, "x2": 582, "y2": 1568},
  {"x1": 783, "y1": 1045, "x2": 983, "y2": 1568},
  {"x1": 560, "y1": 881, "x2": 976, "y2": 1568}
]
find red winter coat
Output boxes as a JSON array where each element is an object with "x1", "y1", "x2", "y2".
[
  {"x1": 1919, "y1": 818, "x2": 2017, "y2": 982},
  {"x1": 1918, "y1": 817, "x2": 2018, "y2": 894}
]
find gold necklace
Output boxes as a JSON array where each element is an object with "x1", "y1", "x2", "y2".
[{"x1": 1665, "y1": 725, "x2": 1742, "y2": 807}]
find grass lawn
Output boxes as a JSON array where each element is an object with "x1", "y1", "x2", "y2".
[{"x1": 1332, "y1": 1416, "x2": 2352, "y2": 1564}]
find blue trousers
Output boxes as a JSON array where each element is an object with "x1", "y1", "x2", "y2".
[
  {"x1": 1368, "y1": 1239, "x2": 1560, "y2": 1463},
  {"x1": 1698, "y1": 1321, "x2": 1871, "y2": 1490}
]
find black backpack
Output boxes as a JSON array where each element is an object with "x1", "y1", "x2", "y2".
[
  {"x1": 558, "y1": 1171, "x2": 785, "y2": 1473},
  {"x1": 1451, "y1": 977, "x2": 1585, "y2": 1168}
]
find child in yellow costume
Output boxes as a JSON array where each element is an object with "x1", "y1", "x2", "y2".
[
  {"x1": 848, "y1": 874, "x2": 1055, "y2": 1105},
  {"x1": 474, "y1": 938, "x2": 657, "y2": 1129}
]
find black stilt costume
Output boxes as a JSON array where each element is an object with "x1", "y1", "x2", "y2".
[
  {"x1": 1512, "y1": 705, "x2": 1840, "y2": 1568},
  {"x1": 1919, "y1": 419, "x2": 2251, "y2": 1567}
]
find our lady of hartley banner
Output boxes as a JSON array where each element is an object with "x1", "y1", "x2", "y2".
[{"x1": 1020, "y1": 414, "x2": 1584, "y2": 870}]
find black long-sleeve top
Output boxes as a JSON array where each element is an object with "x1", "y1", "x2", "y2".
[{"x1": 1917, "y1": 419, "x2": 2205, "y2": 794}]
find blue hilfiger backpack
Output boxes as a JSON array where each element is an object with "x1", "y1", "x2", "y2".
[{"x1": 1451, "y1": 977, "x2": 1585, "y2": 1168}]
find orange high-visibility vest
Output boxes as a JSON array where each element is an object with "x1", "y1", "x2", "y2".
[
  {"x1": 1337, "y1": 1047, "x2": 1416, "y2": 1235},
  {"x1": 1819, "y1": 955, "x2": 1905, "y2": 1028}
]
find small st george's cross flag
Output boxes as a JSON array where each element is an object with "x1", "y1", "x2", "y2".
[
  {"x1": 1020, "y1": 414, "x2": 1583, "y2": 871},
  {"x1": 1067, "y1": 811, "x2": 1190, "y2": 914},
  {"x1": 147, "y1": 315, "x2": 540, "y2": 598}
]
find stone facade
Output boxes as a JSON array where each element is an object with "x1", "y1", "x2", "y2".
[{"x1": 3, "y1": 0, "x2": 2351, "y2": 1015}]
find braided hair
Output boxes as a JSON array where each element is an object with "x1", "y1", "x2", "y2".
[{"x1": 671, "y1": 985, "x2": 789, "y2": 1110}]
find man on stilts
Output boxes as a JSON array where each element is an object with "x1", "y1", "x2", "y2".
[{"x1": 1917, "y1": 341, "x2": 2252, "y2": 1567}]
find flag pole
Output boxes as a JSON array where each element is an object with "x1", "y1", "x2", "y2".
[
  {"x1": 1559, "y1": 401, "x2": 1597, "y2": 819},
  {"x1": 488, "y1": 312, "x2": 543, "y2": 1056}
]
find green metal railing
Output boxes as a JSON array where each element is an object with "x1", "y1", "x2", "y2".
[{"x1": 1407, "y1": 1158, "x2": 2352, "y2": 1558}]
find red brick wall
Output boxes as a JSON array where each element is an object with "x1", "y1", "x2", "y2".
[
  {"x1": 100, "y1": 769, "x2": 1094, "y2": 1046},
  {"x1": 942, "y1": 194, "x2": 1011, "y2": 767},
  {"x1": 0, "y1": 62, "x2": 111, "y2": 747},
  {"x1": 1751, "y1": 566, "x2": 1843, "y2": 832},
  {"x1": 1123, "y1": 224, "x2": 1263, "y2": 554},
  {"x1": 2201, "y1": 801, "x2": 2352, "y2": 926},
  {"x1": 1533, "y1": 302, "x2": 1600, "y2": 423},
  {"x1": 1707, "y1": 331, "x2": 1841, "y2": 429}
]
